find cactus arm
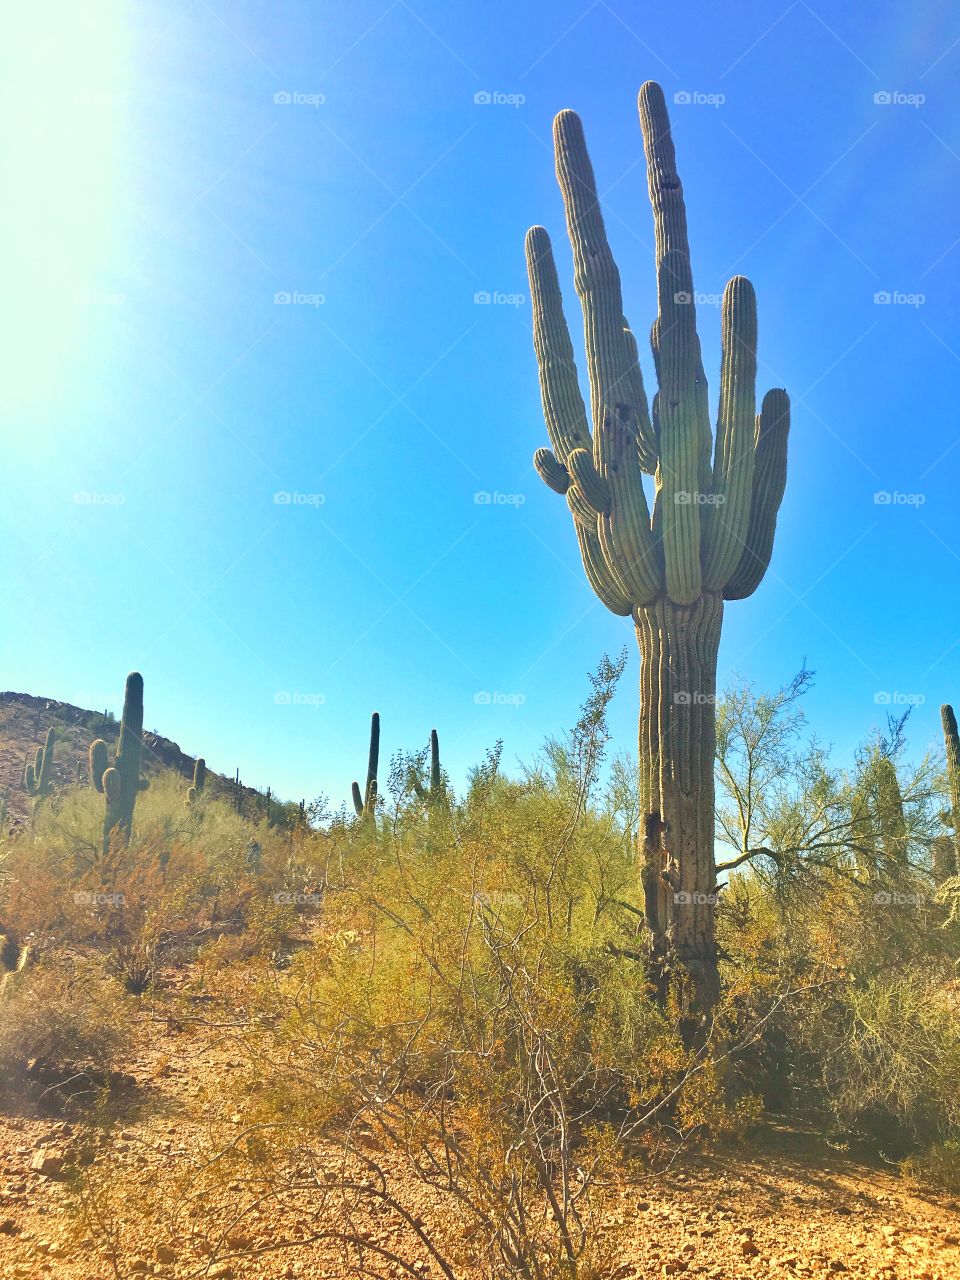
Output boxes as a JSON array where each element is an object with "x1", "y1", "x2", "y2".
[
  {"x1": 723, "y1": 389, "x2": 790, "y2": 600},
  {"x1": 533, "y1": 447, "x2": 570, "y2": 494},
  {"x1": 553, "y1": 109, "x2": 661, "y2": 606},
  {"x1": 638, "y1": 81, "x2": 692, "y2": 271},
  {"x1": 622, "y1": 321, "x2": 658, "y2": 472},
  {"x1": 567, "y1": 448, "x2": 611, "y2": 515},
  {"x1": 89, "y1": 739, "x2": 108, "y2": 792},
  {"x1": 351, "y1": 781, "x2": 364, "y2": 816},
  {"x1": 701, "y1": 276, "x2": 758, "y2": 590},
  {"x1": 653, "y1": 250, "x2": 706, "y2": 603},
  {"x1": 429, "y1": 728, "x2": 442, "y2": 796},
  {"x1": 526, "y1": 224, "x2": 634, "y2": 616}
]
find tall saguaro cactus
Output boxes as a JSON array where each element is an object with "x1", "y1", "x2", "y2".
[
  {"x1": 352, "y1": 712, "x2": 380, "y2": 821},
  {"x1": 526, "y1": 83, "x2": 791, "y2": 1022},
  {"x1": 412, "y1": 729, "x2": 446, "y2": 806},
  {"x1": 941, "y1": 704, "x2": 960, "y2": 877},
  {"x1": 89, "y1": 672, "x2": 148, "y2": 853}
]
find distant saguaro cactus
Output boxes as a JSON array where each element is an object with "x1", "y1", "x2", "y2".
[
  {"x1": 188, "y1": 756, "x2": 206, "y2": 803},
  {"x1": 24, "y1": 728, "x2": 56, "y2": 798},
  {"x1": 526, "y1": 83, "x2": 791, "y2": 1024},
  {"x1": 352, "y1": 712, "x2": 380, "y2": 821},
  {"x1": 412, "y1": 729, "x2": 446, "y2": 806},
  {"x1": 88, "y1": 672, "x2": 148, "y2": 853},
  {"x1": 941, "y1": 704, "x2": 960, "y2": 877}
]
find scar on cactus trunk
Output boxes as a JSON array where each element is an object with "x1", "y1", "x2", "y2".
[{"x1": 526, "y1": 83, "x2": 791, "y2": 1034}]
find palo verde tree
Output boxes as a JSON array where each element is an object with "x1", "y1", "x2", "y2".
[{"x1": 526, "y1": 82, "x2": 791, "y2": 1024}]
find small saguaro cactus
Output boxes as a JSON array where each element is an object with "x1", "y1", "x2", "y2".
[
  {"x1": 88, "y1": 672, "x2": 148, "y2": 853},
  {"x1": 352, "y1": 712, "x2": 380, "y2": 820},
  {"x1": 525, "y1": 83, "x2": 792, "y2": 1024},
  {"x1": 412, "y1": 729, "x2": 446, "y2": 805},
  {"x1": 24, "y1": 728, "x2": 56, "y2": 797},
  {"x1": 187, "y1": 757, "x2": 206, "y2": 804},
  {"x1": 941, "y1": 704, "x2": 960, "y2": 876}
]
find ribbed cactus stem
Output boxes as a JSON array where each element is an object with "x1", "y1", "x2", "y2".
[
  {"x1": 352, "y1": 712, "x2": 380, "y2": 820},
  {"x1": 942, "y1": 704, "x2": 960, "y2": 872},
  {"x1": 89, "y1": 739, "x2": 108, "y2": 793},
  {"x1": 23, "y1": 729, "x2": 56, "y2": 797},
  {"x1": 193, "y1": 757, "x2": 206, "y2": 795},
  {"x1": 95, "y1": 672, "x2": 146, "y2": 852},
  {"x1": 429, "y1": 729, "x2": 442, "y2": 796},
  {"x1": 526, "y1": 82, "x2": 793, "y2": 1031}
]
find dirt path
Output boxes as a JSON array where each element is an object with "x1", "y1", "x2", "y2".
[{"x1": 1, "y1": 996, "x2": 958, "y2": 1280}]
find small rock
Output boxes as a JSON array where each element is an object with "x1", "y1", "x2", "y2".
[{"x1": 30, "y1": 1152, "x2": 63, "y2": 1178}]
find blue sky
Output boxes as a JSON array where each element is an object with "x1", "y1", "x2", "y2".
[{"x1": 2, "y1": 0, "x2": 959, "y2": 803}]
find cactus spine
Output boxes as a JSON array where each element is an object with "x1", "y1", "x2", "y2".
[
  {"x1": 89, "y1": 672, "x2": 148, "y2": 853},
  {"x1": 24, "y1": 728, "x2": 56, "y2": 797},
  {"x1": 352, "y1": 712, "x2": 380, "y2": 820},
  {"x1": 940, "y1": 704, "x2": 960, "y2": 879},
  {"x1": 526, "y1": 84, "x2": 791, "y2": 1026}
]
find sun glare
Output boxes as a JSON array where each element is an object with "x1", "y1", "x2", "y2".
[{"x1": 1, "y1": 1, "x2": 127, "y2": 414}]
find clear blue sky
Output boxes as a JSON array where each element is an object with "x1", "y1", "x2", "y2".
[{"x1": 2, "y1": 0, "x2": 958, "y2": 803}]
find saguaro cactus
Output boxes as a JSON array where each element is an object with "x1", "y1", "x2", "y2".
[
  {"x1": 941, "y1": 704, "x2": 960, "y2": 877},
  {"x1": 526, "y1": 83, "x2": 791, "y2": 1022},
  {"x1": 24, "y1": 728, "x2": 56, "y2": 797},
  {"x1": 88, "y1": 672, "x2": 148, "y2": 853},
  {"x1": 412, "y1": 729, "x2": 446, "y2": 805},
  {"x1": 187, "y1": 757, "x2": 206, "y2": 803},
  {"x1": 352, "y1": 712, "x2": 380, "y2": 820}
]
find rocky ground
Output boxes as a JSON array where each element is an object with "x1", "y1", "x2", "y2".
[{"x1": 1, "y1": 990, "x2": 958, "y2": 1280}]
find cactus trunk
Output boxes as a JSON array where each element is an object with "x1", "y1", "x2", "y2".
[
  {"x1": 638, "y1": 595, "x2": 722, "y2": 1017},
  {"x1": 94, "y1": 673, "x2": 146, "y2": 853}
]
